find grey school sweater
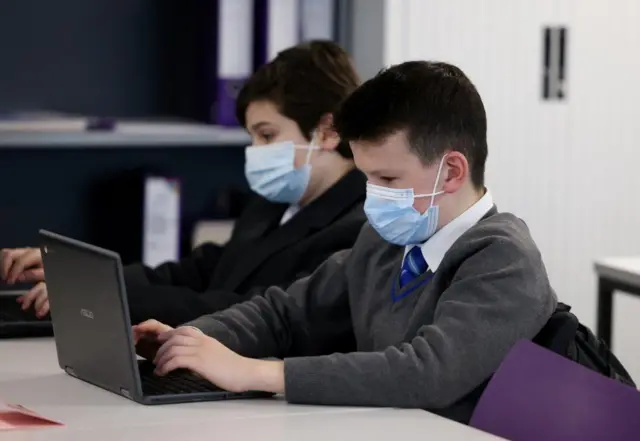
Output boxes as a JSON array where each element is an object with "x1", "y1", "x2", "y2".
[{"x1": 185, "y1": 208, "x2": 558, "y2": 421}]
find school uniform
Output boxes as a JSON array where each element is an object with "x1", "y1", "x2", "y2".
[
  {"x1": 123, "y1": 168, "x2": 367, "y2": 327},
  {"x1": 185, "y1": 190, "x2": 558, "y2": 422}
]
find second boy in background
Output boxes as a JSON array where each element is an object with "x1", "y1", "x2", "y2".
[{"x1": 0, "y1": 41, "x2": 366, "y2": 327}]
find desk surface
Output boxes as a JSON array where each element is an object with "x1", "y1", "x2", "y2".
[
  {"x1": 595, "y1": 257, "x2": 640, "y2": 287},
  {"x1": 0, "y1": 339, "x2": 501, "y2": 440}
]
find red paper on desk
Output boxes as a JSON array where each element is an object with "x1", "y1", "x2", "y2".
[{"x1": 0, "y1": 402, "x2": 63, "y2": 430}]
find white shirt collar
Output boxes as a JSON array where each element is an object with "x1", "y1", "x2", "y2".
[
  {"x1": 405, "y1": 189, "x2": 494, "y2": 271},
  {"x1": 280, "y1": 205, "x2": 299, "y2": 225}
]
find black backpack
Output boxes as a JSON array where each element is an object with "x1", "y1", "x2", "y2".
[
  {"x1": 441, "y1": 302, "x2": 635, "y2": 424},
  {"x1": 535, "y1": 302, "x2": 635, "y2": 387}
]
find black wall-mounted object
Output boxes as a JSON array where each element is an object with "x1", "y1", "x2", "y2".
[{"x1": 543, "y1": 26, "x2": 568, "y2": 101}]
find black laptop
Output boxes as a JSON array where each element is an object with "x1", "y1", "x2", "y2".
[
  {"x1": 0, "y1": 289, "x2": 53, "y2": 338},
  {"x1": 39, "y1": 229, "x2": 271, "y2": 404}
]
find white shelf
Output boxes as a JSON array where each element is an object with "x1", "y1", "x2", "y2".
[{"x1": 0, "y1": 121, "x2": 250, "y2": 148}]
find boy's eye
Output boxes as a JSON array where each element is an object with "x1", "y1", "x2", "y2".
[
  {"x1": 260, "y1": 133, "x2": 275, "y2": 143},
  {"x1": 380, "y1": 177, "x2": 395, "y2": 184}
]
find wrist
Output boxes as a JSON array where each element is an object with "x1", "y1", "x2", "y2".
[{"x1": 244, "y1": 358, "x2": 285, "y2": 394}]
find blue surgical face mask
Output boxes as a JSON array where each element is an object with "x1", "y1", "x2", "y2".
[
  {"x1": 244, "y1": 140, "x2": 319, "y2": 204},
  {"x1": 365, "y1": 156, "x2": 446, "y2": 245}
]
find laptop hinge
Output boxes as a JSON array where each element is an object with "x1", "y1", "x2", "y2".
[
  {"x1": 120, "y1": 388, "x2": 132, "y2": 399},
  {"x1": 65, "y1": 367, "x2": 77, "y2": 377}
]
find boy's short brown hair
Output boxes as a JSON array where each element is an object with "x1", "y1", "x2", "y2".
[
  {"x1": 334, "y1": 61, "x2": 488, "y2": 188},
  {"x1": 236, "y1": 40, "x2": 360, "y2": 158}
]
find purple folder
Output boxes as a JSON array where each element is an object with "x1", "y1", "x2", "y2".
[{"x1": 470, "y1": 339, "x2": 640, "y2": 441}]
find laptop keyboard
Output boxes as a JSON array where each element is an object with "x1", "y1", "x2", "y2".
[
  {"x1": 0, "y1": 296, "x2": 44, "y2": 322},
  {"x1": 139, "y1": 362, "x2": 224, "y2": 396}
]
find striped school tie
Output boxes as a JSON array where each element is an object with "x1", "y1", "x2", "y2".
[{"x1": 399, "y1": 246, "x2": 429, "y2": 288}]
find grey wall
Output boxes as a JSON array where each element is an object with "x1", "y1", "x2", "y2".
[{"x1": 349, "y1": 0, "x2": 386, "y2": 80}]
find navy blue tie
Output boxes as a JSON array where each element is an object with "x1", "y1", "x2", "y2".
[{"x1": 400, "y1": 246, "x2": 429, "y2": 288}]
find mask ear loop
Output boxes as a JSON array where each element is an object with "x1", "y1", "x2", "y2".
[
  {"x1": 304, "y1": 145, "x2": 314, "y2": 165},
  {"x1": 428, "y1": 155, "x2": 447, "y2": 208},
  {"x1": 304, "y1": 130, "x2": 318, "y2": 165}
]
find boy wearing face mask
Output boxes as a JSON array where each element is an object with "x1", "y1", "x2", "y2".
[
  {"x1": 131, "y1": 60, "x2": 589, "y2": 423},
  {"x1": 0, "y1": 41, "x2": 366, "y2": 327}
]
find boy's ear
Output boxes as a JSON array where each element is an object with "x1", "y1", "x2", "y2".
[
  {"x1": 315, "y1": 113, "x2": 340, "y2": 151},
  {"x1": 442, "y1": 151, "x2": 469, "y2": 193}
]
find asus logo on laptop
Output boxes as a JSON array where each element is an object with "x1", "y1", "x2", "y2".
[{"x1": 80, "y1": 309, "x2": 94, "y2": 319}]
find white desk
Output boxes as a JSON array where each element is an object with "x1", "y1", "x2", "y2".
[
  {"x1": 594, "y1": 257, "x2": 640, "y2": 348},
  {"x1": 0, "y1": 339, "x2": 502, "y2": 440}
]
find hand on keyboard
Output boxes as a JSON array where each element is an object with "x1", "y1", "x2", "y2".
[
  {"x1": 1, "y1": 247, "x2": 49, "y2": 318},
  {"x1": 16, "y1": 282, "x2": 49, "y2": 318},
  {"x1": 133, "y1": 320, "x2": 174, "y2": 361},
  {"x1": 153, "y1": 326, "x2": 271, "y2": 394},
  {"x1": 0, "y1": 247, "x2": 44, "y2": 284}
]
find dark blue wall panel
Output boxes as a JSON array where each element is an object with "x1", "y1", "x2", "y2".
[{"x1": 0, "y1": 146, "x2": 248, "y2": 264}]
